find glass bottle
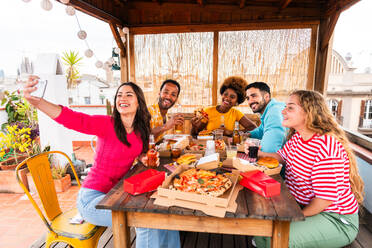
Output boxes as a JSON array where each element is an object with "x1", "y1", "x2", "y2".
[
  {"x1": 147, "y1": 134, "x2": 157, "y2": 167},
  {"x1": 232, "y1": 121, "x2": 240, "y2": 145}
]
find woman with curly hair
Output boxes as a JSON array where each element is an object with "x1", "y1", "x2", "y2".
[
  {"x1": 248, "y1": 90, "x2": 364, "y2": 248},
  {"x1": 191, "y1": 76, "x2": 257, "y2": 136}
]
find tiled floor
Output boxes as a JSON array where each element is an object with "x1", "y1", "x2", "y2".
[{"x1": 0, "y1": 144, "x2": 95, "y2": 248}]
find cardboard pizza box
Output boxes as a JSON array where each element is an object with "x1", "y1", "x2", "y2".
[
  {"x1": 185, "y1": 139, "x2": 206, "y2": 155},
  {"x1": 196, "y1": 153, "x2": 220, "y2": 170},
  {"x1": 159, "y1": 135, "x2": 190, "y2": 157},
  {"x1": 152, "y1": 184, "x2": 243, "y2": 218},
  {"x1": 232, "y1": 157, "x2": 282, "y2": 176},
  {"x1": 157, "y1": 164, "x2": 240, "y2": 208}
]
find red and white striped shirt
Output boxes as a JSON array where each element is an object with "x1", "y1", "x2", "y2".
[{"x1": 278, "y1": 132, "x2": 358, "y2": 215}]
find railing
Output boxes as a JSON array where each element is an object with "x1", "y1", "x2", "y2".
[
  {"x1": 359, "y1": 118, "x2": 372, "y2": 129},
  {"x1": 344, "y1": 128, "x2": 372, "y2": 213}
]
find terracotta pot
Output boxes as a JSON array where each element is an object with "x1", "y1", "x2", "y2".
[
  {"x1": 0, "y1": 155, "x2": 28, "y2": 170},
  {"x1": 0, "y1": 167, "x2": 29, "y2": 193},
  {"x1": 54, "y1": 174, "x2": 71, "y2": 193}
]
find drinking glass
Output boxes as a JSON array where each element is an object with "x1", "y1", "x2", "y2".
[
  {"x1": 226, "y1": 145, "x2": 237, "y2": 158},
  {"x1": 246, "y1": 138, "x2": 260, "y2": 162}
]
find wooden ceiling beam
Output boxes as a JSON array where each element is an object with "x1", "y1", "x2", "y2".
[
  {"x1": 325, "y1": 0, "x2": 360, "y2": 17},
  {"x1": 69, "y1": 0, "x2": 124, "y2": 25},
  {"x1": 279, "y1": 0, "x2": 292, "y2": 10},
  {"x1": 129, "y1": 20, "x2": 319, "y2": 34},
  {"x1": 239, "y1": 0, "x2": 246, "y2": 9},
  {"x1": 109, "y1": 21, "x2": 126, "y2": 57}
]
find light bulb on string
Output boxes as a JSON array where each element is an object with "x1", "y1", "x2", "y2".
[
  {"x1": 77, "y1": 30, "x2": 87, "y2": 40},
  {"x1": 65, "y1": 6, "x2": 75, "y2": 16},
  {"x1": 122, "y1": 27, "x2": 129, "y2": 34},
  {"x1": 60, "y1": 0, "x2": 70, "y2": 4},
  {"x1": 22, "y1": 0, "x2": 32, "y2": 3},
  {"x1": 95, "y1": 61, "x2": 103, "y2": 68},
  {"x1": 41, "y1": 0, "x2": 53, "y2": 11},
  {"x1": 121, "y1": 36, "x2": 126, "y2": 43},
  {"x1": 85, "y1": 49, "x2": 94, "y2": 58},
  {"x1": 108, "y1": 58, "x2": 115, "y2": 65},
  {"x1": 103, "y1": 61, "x2": 111, "y2": 70},
  {"x1": 114, "y1": 47, "x2": 121, "y2": 54}
]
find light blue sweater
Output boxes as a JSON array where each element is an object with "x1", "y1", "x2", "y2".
[{"x1": 250, "y1": 98, "x2": 286, "y2": 153}]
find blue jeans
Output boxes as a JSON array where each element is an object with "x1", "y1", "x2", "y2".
[
  {"x1": 77, "y1": 187, "x2": 112, "y2": 227},
  {"x1": 135, "y1": 228, "x2": 180, "y2": 248},
  {"x1": 77, "y1": 187, "x2": 181, "y2": 248}
]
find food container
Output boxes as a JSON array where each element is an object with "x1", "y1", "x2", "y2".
[
  {"x1": 123, "y1": 169, "x2": 166, "y2": 195},
  {"x1": 240, "y1": 170, "x2": 281, "y2": 197}
]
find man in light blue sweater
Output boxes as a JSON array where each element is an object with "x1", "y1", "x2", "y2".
[{"x1": 245, "y1": 82, "x2": 286, "y2": 153}]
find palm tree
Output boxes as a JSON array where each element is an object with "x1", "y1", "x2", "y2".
[{"x1": 61, "y1": 51, "x2": 83, "y2": 89}]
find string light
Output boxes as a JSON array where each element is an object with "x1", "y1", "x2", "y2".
[
  {"x1": 77, "y1": 30, "x2": 87, "y2": 40},
  {"x1": 40, "y1": 0, "x2": 53, "y2": 11},
  {"x1": 122, "y1": 27, "x2": 129, "y2": 34},
  {"x1": 65, "y1": 6, "x2": 75, "y2": 16},
  {"x1": 23, "y1": 1, "x2": 116, "y2": 71},
  {"x1": 121, "y1": 36, "x2": 126, "y2": 43},
  {"x1": 85, "y1": 49, "x2": 94, "y2": 58},
  {"x1": 95, "y1": 61, "x2": 103, "y2": 68}
]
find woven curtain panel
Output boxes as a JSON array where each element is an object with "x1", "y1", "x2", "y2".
[
  {"x1": 218, "y1": 29, "x2": 311, "y2": 105},
  {"x1": 134, "y1": 33, "x2": 213, "y2": 112}
]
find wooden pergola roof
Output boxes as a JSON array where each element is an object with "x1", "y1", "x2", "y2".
[{"x1": 64, "y1": 0, "x2": 360, "y2": 98}]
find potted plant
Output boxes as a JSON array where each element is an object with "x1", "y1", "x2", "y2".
[
  {"x1": 51, "y1": 163, "x2": 71, "y2": 193},
  {"x1": 0, "y1": 124, "x2": 33, "y2": 170}
]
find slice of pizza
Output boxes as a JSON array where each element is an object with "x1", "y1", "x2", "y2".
[{"x1": 194, "y1": 108, "x2": 209, "y2": 123}]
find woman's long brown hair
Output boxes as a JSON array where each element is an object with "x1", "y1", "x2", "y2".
[{"x1": 287, "y1": 90, "x2": 364, "y2": 205}]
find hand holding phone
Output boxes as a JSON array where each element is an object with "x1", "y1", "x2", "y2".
[{"x1": 30, "y1": 79, "x2": 48, "y2": 98}]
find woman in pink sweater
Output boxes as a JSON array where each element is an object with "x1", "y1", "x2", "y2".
[{"x1": 23, "y1": 76, "x2": 180, "y2": 248}]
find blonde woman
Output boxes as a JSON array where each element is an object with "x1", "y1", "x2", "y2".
[{"x1": 247, "y1": 90, "x2": 364, "y2": 248}]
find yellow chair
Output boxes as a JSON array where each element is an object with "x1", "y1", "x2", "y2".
[{"x1": 15, "y1": 151, "x2": 106, "y2": 248}]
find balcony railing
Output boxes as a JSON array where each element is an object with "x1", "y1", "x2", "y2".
[{"x1": 359, "y1": 118, "x2": 372, "y2": 129}]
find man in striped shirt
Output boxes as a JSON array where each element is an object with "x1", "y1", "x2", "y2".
[{"x1": 249, "y1": 90, "x2": 364, "y2": 248}]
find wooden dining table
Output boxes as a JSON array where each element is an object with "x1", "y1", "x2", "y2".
[{"x1": 96, "y1": 157, "x2": 304, "y2": 248}]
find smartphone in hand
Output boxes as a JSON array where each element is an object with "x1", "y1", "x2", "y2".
[{"x1": 30, "y1": 80, "x2": 48, "y2": 98}]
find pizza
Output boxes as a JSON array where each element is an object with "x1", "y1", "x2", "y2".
[
  {"x1": 194, "y1": 108, "x2": 209, "y2": 123},
  {"x1": 215, "y1": 139, "x2": 225, "y2": 150},
  {"x1": 169, "y1": 168, "x2": 232, "y2": 197},
  {"x1": 257, "y1": 157, "x2": 279, "y2": 169},
  {"x1": 198, "y1": 130, "x2": 212, "y2": 136}
]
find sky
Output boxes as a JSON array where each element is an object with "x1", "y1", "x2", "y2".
[{"x1": 0, "y1": 0, "x2": 371, "y2": 77}]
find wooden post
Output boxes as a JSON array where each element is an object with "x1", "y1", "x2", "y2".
[
  {"x1": 129, "y1": 33, "x2": 136, "y2": 81},
  {"x1": 314, "y1": 11, "x2": 340, "y2": 94},
  {"x1": 306, "y1": 25, "x2": 318, "y2": 90},
  {"x1": 271, "y1": 220, "x2": 290, "y2": 248},
  {"x1": 109, "y1": 22, "x2": 128, "y2": 82},
  {"x1": 118, "y1": 29, "x2": 130, "y2": 82},
  {"x1": 212, "y1": 31, "x2": 219, "y2": 106},
  {"x1": 112, "y1": 211, "x2": 130, "y2": 248}
]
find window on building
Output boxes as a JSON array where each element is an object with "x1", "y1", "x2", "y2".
[
  {"x1": 84, "y1": 97, "x2": 91, "y2": 105},
  {"x1": 364, "y1": 99, "x2": 372, "y2": 120},
  {"x1": 328, "y1": 99, "x2": 338, "y2": 116}
]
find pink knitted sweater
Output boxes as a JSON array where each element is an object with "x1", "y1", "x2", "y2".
[{"x1": 54, "y1": 106, "x2": 143, "y2": 193}]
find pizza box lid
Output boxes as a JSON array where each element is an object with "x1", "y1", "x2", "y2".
[
  {"x1": 158, "y1": 164, "x2": 239, "y2": 208},
  {"x1": 196, "y1": 153, "x2": 219, "y2": 170},
  {"x1": 197, "y1": 135, "x2": 214, "y2": 140}
]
